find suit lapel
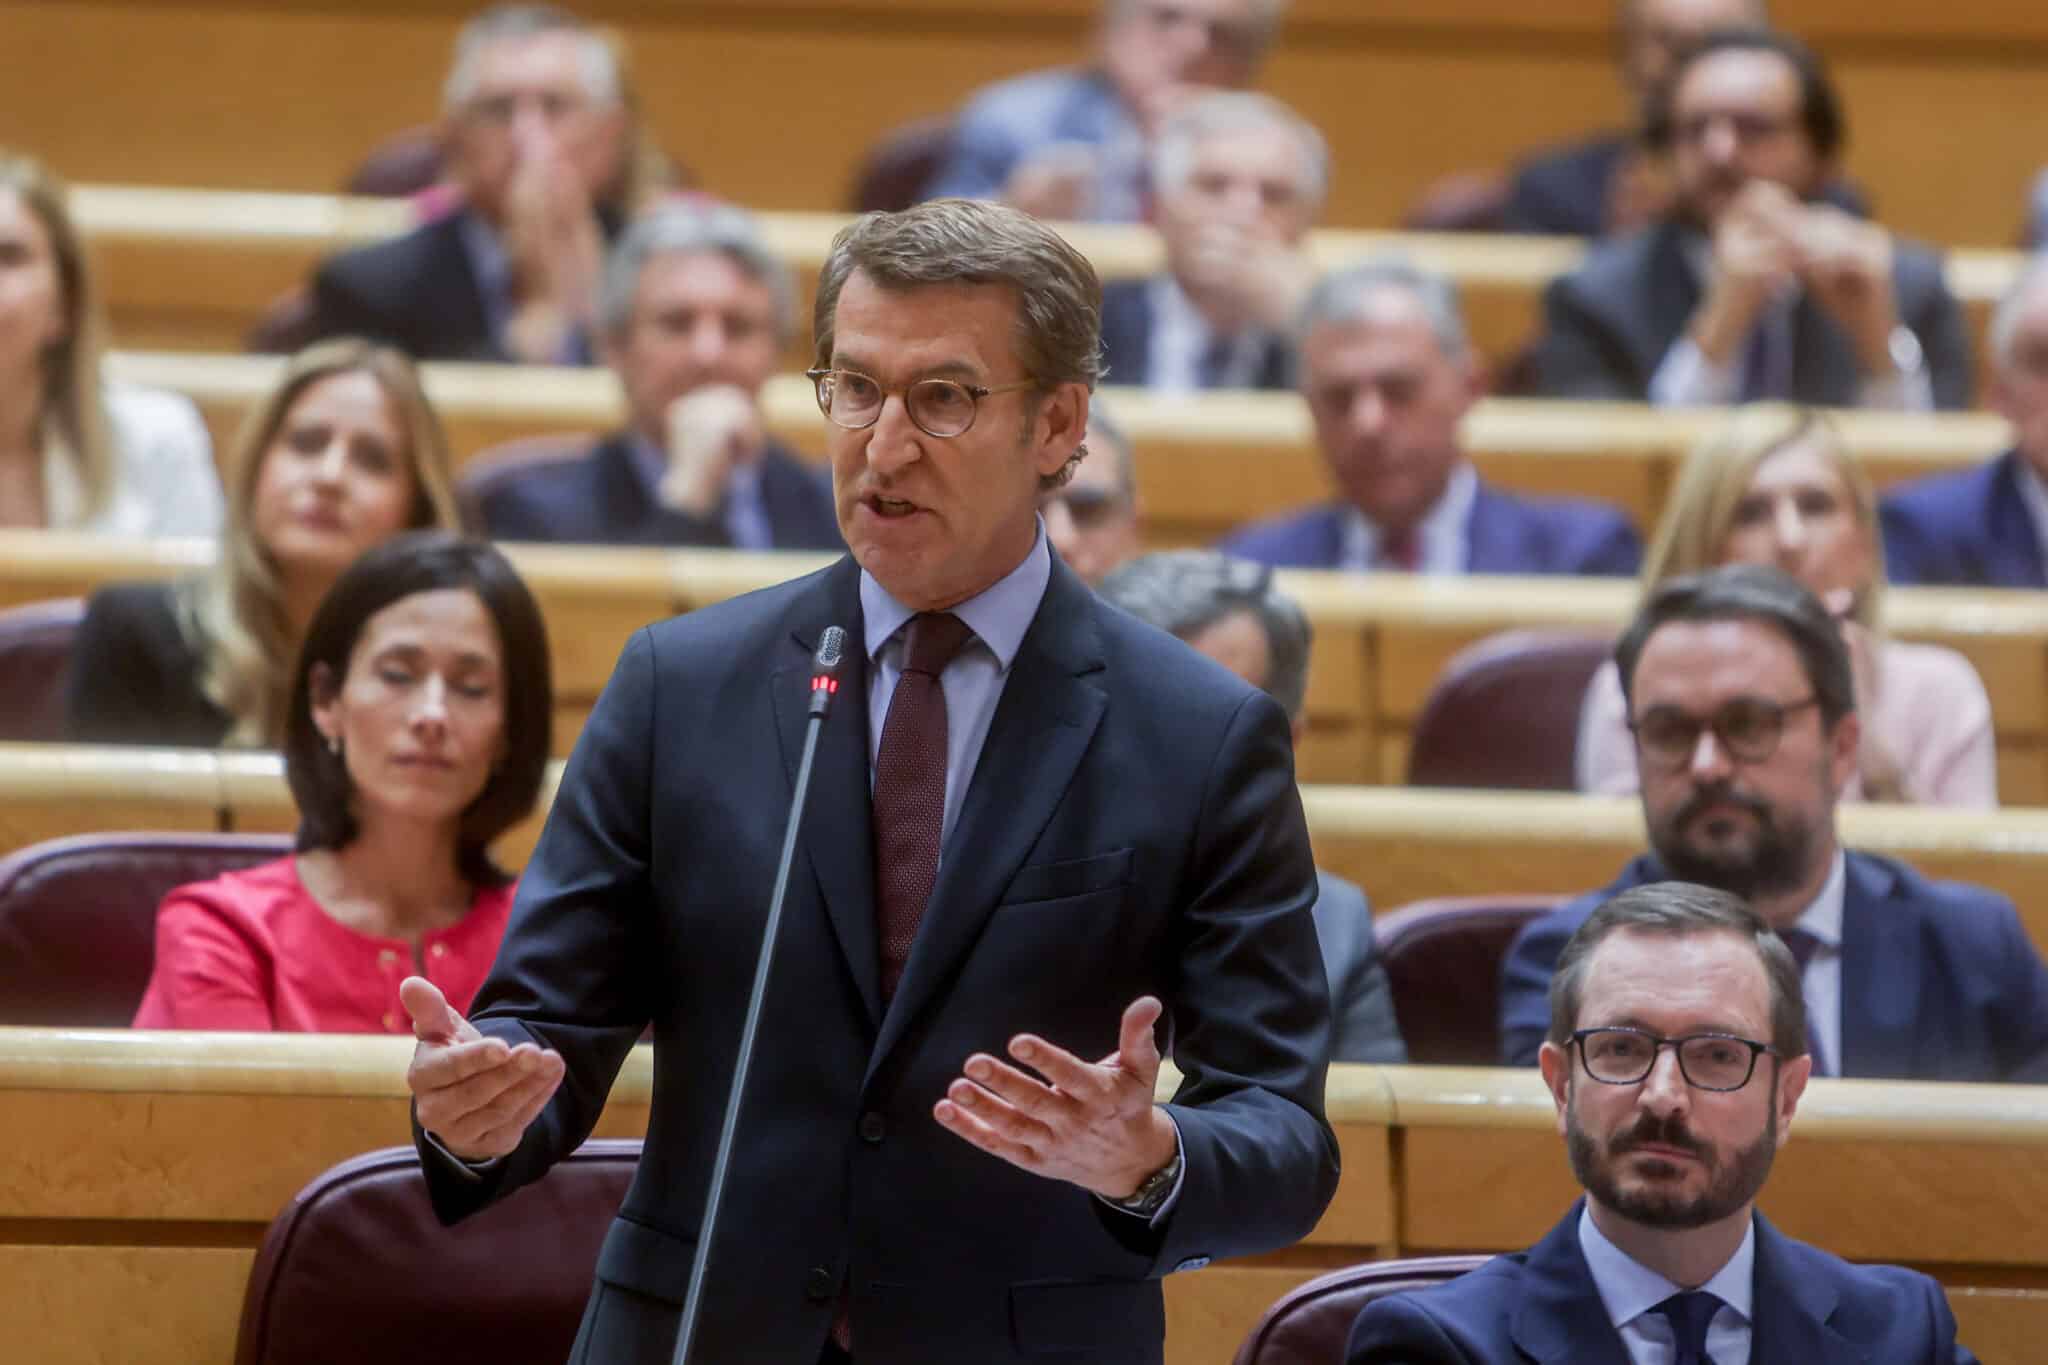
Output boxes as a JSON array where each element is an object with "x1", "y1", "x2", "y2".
[
  {"x1": 771, "y1": 558, "x2": 883, "y2": 1027},
  {"x1": 1631, "y1": 225, "x2": 1704, "y2": 392},
  {"x1": 423, "y1": 214, "x2": 504, "y2": 362},
  {"x1": 591, "y1": 435, "x2": 664, "y2": 543},
  {"x1": 1837, "y1": 852, "x2": 1921, "y2": 1079},
  {"x1": 1464, "y1": 486, "x2": 1518, "y2": 574},
  {"x1": 1508, "y1": 1203, "x2": 1634, "y2": 1365},
  {"x1": 1990, "y1": 451, "x2": 2048, "y2": 586},
  {"x1": 1750, "y1": 1214, "x2": 1866, "y2": 1363},
  {"x1": 866, "y1": 558, "x2": 1108, "y2": 1080}
]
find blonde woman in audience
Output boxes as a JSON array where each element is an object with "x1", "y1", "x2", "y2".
[
  {"x1": 65, "y1": 339, "x2": 462, "y2": 748},
  {"x1": 135, "y1": 533, "x2": 551, "y2": 1033},
  {"x1": 1576, "y1": 402, "x2": 1997, "y2": 806},
  {"x1": 0, "y1": 152, "x2": 221, "y2": 534}
]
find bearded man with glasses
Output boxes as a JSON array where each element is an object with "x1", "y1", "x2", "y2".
[
  {"x1": 1353, "y1": 881, "x2": 1979, "y2": 1364},
  {"x1": 1499, "y1": 563, "x2": 2048, "y2": 1083}
]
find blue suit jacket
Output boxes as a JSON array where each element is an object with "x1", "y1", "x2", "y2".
[
  {"x1": 923, "y1": 67, "x2": 1142, "y2": 219},
  {"x1": 1498, "y1": 851, "x2": 2048, "y2": 1082},
  {"x1": 1217, "y1": 484, "x2": 1642, "y2": 577},
  {"x1": 416, "y1": 553, "x2": 1340, "y2": 1363},
  {"x1": 1880, "y1": 449, "x2": 2048, "y2": 588},
  {"x1": 1097, "y1": 278, "x2": 1293, "y2": 392},
  {"x1": 1348, "y1": 1201, "x2": 1976, "y2": 1364},
  {"x1": 477, "y1": 433, "x2": 843, "y2": 551}
]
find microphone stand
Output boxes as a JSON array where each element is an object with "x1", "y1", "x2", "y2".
[{"x1": 671, "y1": 627, "x2": 847, "y2": 1365}]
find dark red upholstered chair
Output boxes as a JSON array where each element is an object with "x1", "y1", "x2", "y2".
[
  {"x1": 244, "y1": 286, "x2": 325, "y2": 355},
  {"x1": 235, "y1": 1140, "x2": 639, "y2": 1365},
  {"x1": 344, "y1": 125, "x2": 448, "y2": 198},
  {"x1": 455, "y1": 432, "x2": 600, "y2": 533},
  {"x1": 1374, "y1": 896, "x2": 1564, "y2": 1065},
  {"x1": 0, "y1": 597, "x2": 84, "y2": 742},
  {"x1": 1406, "y1": 629, "x2": 1614, "y2": 791},
  {"x1": 848, "y1": 115, "x2": 956, "y2": 212},
  {"x1": 1401, "y1": 171, "x2": 1509, "y2": 233},
  {"x1": 1231, "y1": 1254, "x2": 1491, "y2": 1364},
  {"x1": 0, "y1": 832, "x2": 293, "y2": 1027}
]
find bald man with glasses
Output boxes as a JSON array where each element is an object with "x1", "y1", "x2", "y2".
[{"x1": 1498, "y1": 564, "x2": 2048, "y2": 1083}]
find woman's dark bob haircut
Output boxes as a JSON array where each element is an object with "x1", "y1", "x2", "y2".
[{"x1": 283, "y1": 531, "x2": 553, "y2": 886}]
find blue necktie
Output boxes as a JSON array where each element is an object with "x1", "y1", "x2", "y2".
[{"x1": 1654, "y1": 1290, "x2": 1722, "y2": 1365}]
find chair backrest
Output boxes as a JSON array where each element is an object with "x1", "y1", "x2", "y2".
[
  {"x1": 0, "y1": 597, "x2": 83, "y2": 742},
  {"x1": 1400, "y1": 171, "x2": 1508, "y2": 232},
  {"x1": 1375, "y1": 895, "x2": 1565, "y2": 1065},
  {"x1": 345, "y1": 125, "x2": 447, "y2": 198},
  {"x1": 1406, "y1": 629, "x2": 1614, "y2": 791},
  {"x1": 848, "y1": 114, "x2": 956, "y2": 212},
  {"x1": 1231, "y1": 1254, "x2": 1492, "y2": 1364},
  {"x1": 235, "y1": 1140, "x2": 639, "y2": 1365},
  {"x1": 455, "y1": 432, "x2": 599, "y2": 532},
  {"x1": 244, "y1": 286, "x2": 325, "y2": 355},
  {"x1": 0, "y1": 831, "x2": 293, "y2": 1027}
]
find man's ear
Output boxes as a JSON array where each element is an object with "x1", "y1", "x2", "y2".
[
  {"x1": 1774, "y1": 1053, "x2": 1812, "y2": 1147},
  {"x1": 1034, "y1": 383, "x2": 1092, "y2": 484},
  {"x1": 1539, "y1": 1041, "x2": 1572, "y2": 1138},
  {"x1": 1827, "y1": 709, "x2": 1862, "y2": 795}
]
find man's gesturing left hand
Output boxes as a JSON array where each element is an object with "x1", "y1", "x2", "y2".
[{"x1": 934, "y1": 995, "x2": 1179, "y2": 1201}]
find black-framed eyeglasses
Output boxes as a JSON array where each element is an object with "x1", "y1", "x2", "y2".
[
  {"x1": 805, "y1": 368, "x2": 1036, "y2": 440},
  {"x1": 1626, "y1": 695, "x2": 1818, "y2": 770},
  {"x1": 1570, "y1": 1027, "x2": 1778, "y2": 1092}
]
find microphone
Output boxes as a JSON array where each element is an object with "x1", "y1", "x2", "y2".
[{"x1": 673, "y1": 627, "x2": 849, "y2": 1365}]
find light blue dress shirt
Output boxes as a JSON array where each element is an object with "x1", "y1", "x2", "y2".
[
  {"x1": 456, "y1": 211, "x2": 592, "y2": 365},
  {"x1": 1578, "y1": 1203, "x2": 1755, "y2": 1364},
  {"x1": 628, "y1": 434, "x2": 774, "y2": 550}
]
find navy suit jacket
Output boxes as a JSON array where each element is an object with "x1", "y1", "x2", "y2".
[
  {"x1": 416, "y1": 553, "x2": 1340, "y2": 1364},
  {"x1": 478, "y1": 432, "x2": 843, "y2": 551},
  {"x1": 1498, "y1": 851, "x2": 2048, "y2": 1082},
  {"x1": 1217, "y1": 483, "x2": 1642, "y2": 577},
  {"x1": 1348, "y1": 1201, "x2": 1976, "y2": 1364},
  {"x1": 309, "y1": 212, "x2": 504, "y2": 363},
  {"x1": 1097, "y1": 278, "x2": 1293, "y2": 391},
  {"x1": 1533, "y1": 219, "x2": 1972, "y2": 408},
  {"x1": 1881, "y1": 449, "x2": 2048, "y2": 588}
]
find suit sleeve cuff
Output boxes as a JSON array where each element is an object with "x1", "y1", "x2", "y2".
[
  {"x1": 1649, "y1": 336, "x2": 1740, "y2": 407},
  {"x1": 420, "y1": 1127, "x2": 503, "y2": 1181}
]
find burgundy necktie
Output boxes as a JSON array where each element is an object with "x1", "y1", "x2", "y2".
[
  {"x1": 1381, "y1": 529, "x2": 1421, "y2": 572},
  {"x1": 871, "y1": 611, "x2": 973, "y2": 1000}
]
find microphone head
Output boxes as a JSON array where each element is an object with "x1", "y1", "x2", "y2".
[{"x1": 814, "y1": 626, "x2": 847, "y2": 674}]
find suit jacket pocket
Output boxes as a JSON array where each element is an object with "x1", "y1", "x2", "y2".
[
  {"x1": 594, "y1": 1213, "x2": 699, "y2": 1305},
  {"x1": 1009, "y1": 1278, "x2": 1162, "y2": 1358},
  {"x1": 999, "y1": 848, "x2": 1135, "y2": 908}
]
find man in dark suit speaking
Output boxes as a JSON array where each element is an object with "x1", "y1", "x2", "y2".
[
  {"x1": 1353, "y1": 881, "x2": 1978, "y2": 1363},
  {"x1": 400, "y1": 197, "x2": 1340, "y2": 1364}
]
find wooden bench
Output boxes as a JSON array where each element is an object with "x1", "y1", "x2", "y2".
[
  {"x1": 74, "y1": 184, "x2": 2029, "y2": 377},
  {"x1": 1, "y1": 1030, "x2": 2038, "y2": 1363},
  {"x1": 101, "y1": 351, "x2": 2018, "y2": 549}
]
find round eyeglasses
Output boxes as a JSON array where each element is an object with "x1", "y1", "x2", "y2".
[
  {"x1": 806, "y1": 368, "x2": 1037, "y2": 439},
  {"x1": 1571, "y1": 1027, "x2": 1779, "y2": 1092}
]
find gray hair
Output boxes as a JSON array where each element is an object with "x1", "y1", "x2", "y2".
[
  {"x1": 1990, "y1": 252, "x2": 2048, "y2": 369},
  {"x1": 813, "y1": 199, "x2": 1104, "y2": 489},
  {"x1": 1547, "y1": 880, "x2": 1808, "y2": 1063},
  {"x1": 1151, "y1": 90, "x2": 1330, "y2": 209},
  {"x1": 597, "y1": 202, "x2": 797, "y2": 344},
  {"x1": 443, "y1": 3, "x2": 622, "y2": 113},
  {"x1": 1295, "y1": 257, "x2": 1470, "y2": 359},
  {"x1": 1106, "y1": 0, "x2": 1290, "y2": 46},
  {"x1": 1097, "y1": 551, "x2": 1312, "y2": 721}
]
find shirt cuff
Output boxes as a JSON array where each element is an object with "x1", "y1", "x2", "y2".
[
  {"x1": 1648, "y1": 336, "x2": 1741, "y2": 407},
  {"x1": 421, "y1": 1127, "x2": 502, "y2": 1181},
  {"x1": 1856, "y1": 358, "x2": 1934, "y2": 412},
  {"x1": 1095, "y1": 1110, "x2": 1185, "y2": 1227}
]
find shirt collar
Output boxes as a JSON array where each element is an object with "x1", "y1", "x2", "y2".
[
  {"x1": 1578, "y1": 1203, "x2": 1757, "y2": 1333},
  {"x1": 859, "y1": 518, "x2": 1051, "y2": 673},
  {"x1": 1152, "y1": 273, "x2": 1218, "y2": 343},
  {"x1": 1786, "y1": 848, "x2": 1847, "y2": 949},
  {"x1": 1340, "y1": 460, "x2": 1478, "y2": 568}
]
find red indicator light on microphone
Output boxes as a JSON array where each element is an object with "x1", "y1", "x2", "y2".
[{"x1": 810, "y1": 676, "x2": 839, "y2": 694}]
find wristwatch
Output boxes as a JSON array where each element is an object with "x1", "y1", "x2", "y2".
[{"x1": 1112, "y1": 1145, "x2": 1184, "y2": 1219}]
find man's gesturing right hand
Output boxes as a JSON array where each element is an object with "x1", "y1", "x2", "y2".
[{"x1": 402, "y1": 976, "x2": 567, "y2": 1163}]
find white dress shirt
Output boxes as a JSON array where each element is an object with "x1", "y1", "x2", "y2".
[
  {"x1": 1145, "y1": 275, "x2": 1271, "y2": 392},
  {"x1": 1579, "y1": 1203, "x2": 1755, "y2": 1364},
  {"x1": 1783, "y1": 849, "x2": 1847, "y2": 1077},
  {"x1": 1337, "y1": 461, "x2": 1478, "y2": 574}
]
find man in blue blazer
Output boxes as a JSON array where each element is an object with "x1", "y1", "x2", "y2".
[
  {"x1": 1882, "y1": 257, "x2": 2048, "y2": 588},
  {"x1": 1498, "y1": 565, "x2": 2048, "y2": 1081},
  {"x1": 477, "y1": 203, "x2": 842, "y2": 552},
  {"x1": 402, "y1": 199, "x2": 1339, "y2": 1364},
  {"x1": 1096, "y1": 91, "x2": 1324, "y2": 394},
  {"x1": 1220, "y1": 260, "x2": 1641, "y2": 576},
  {"x1": 1354, "y1": 880, "x2": 1978, "y2": 1363}
]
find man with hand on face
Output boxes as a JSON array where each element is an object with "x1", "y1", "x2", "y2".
[
  {"x1": 1097, "y1": 91, "x2": 1325, "y2": 392},
  {"x1": 1499, "y1": 564, "x2": 2048, "y2": 1081},
  {"x1": 403, "y1": 198, "x2": 1338, "y2": 1365},
  {"x1": 309, "y1": 3, "x2": 631, "y2": 364},
  {"x1": 1535, "y1": 27, "x2": 1971, "y2": 410},
  {"x1": 476, "y1": 203, "x2": 841, "y2": 550},
  {"x1": 1882, "y1": 256, "x2": 2048, "y2": 588},
  {"x1": 1352, "y1": 880, "x2": 1979, "y2": 1363},
  {"x1": 1222, "y1": 260, "x2": 1642, "y2": 576},
  {"x1": 925, "y1": 0, "x2": 1288, "y2": 223}
]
